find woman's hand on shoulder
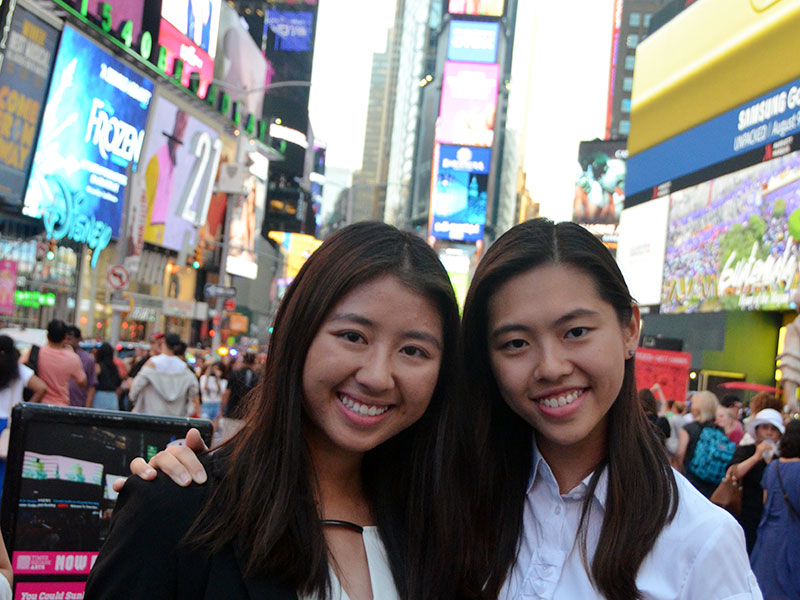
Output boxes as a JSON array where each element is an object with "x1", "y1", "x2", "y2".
[{"x1": 112, "y1": 428, "x2": 209, "y2": 492}]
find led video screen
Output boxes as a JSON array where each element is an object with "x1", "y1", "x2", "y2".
[
  {"x1": 436, "y1": 62, "x2": 499, "y2": 148},
  {"x1": 430, "y1": 144, "x2": 490, "y2": 242},
  {"x1": 661, "y1": 149, "x2": 800, "y2": 313},
  {"x1": 21, "y1": 25, "x2": 154, "y2": 266}
]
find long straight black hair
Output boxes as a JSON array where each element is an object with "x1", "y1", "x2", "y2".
[
  {"x1": 462, "y1": 218, "x2": 678, "y2": 600},
  {"x1": 188, "y1": 222, "x2": 482, "y2": 599}
]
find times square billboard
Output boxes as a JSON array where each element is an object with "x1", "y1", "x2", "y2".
[
  {"x1": 435, "y1": 61, "x2": 499, "y2": 148},
  {"x1": 22, "y1": 25, "x2": 154, "y2": 267},
  {"x1": 429, "y1": 144, "x2": 490, "y2": 242}
]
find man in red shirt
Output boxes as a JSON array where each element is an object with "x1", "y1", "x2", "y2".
[{"x1": 37, "y1": 319, "x2": 86, "y2": 406}]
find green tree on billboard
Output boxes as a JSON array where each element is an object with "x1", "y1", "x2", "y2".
[
  {"x1": 788, "y1": 208, "x2": 800, "y2": 242},
  {"x1": 718, "y1": 215, "x2": 768, "y2": 268}
]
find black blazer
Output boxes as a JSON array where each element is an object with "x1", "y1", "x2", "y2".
[{"x1": 84, "y1": 456, "x2": 297, "y2": 600}]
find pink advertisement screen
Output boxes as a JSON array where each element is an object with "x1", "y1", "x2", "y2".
[
  {"x1": 158, "y1": 19, "x2": 214, "y2": 98},
  {"x1": 435, "y1": 62, "x2": 499, "y2": 148}
]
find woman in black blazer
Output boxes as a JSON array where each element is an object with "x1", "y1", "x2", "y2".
[{"x1": 85, "y1": 223, "x2": 481, "y2": 600}]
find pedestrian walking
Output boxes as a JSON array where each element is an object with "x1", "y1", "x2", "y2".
[
  {"x1": 94, "y1": 343, "x2": 123, "y2": 411},
  {"x1": 65, "y1": 326, "x2": 97, "y2": 408},
  {"x1": 36, "y1": 320, "x2": 86, "y2": 406}
]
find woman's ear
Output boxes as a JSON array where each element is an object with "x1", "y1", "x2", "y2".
[{"x1": 623, "y1": 304, "x2": 641, "y2": 358}]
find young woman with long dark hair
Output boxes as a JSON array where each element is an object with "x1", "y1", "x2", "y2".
[
  {"x1": 127, "y1": 219, "x2": 760, "y2": 599},
  {"x1": 86, "y1": 222, "x2": 479, "y2": 600},
  {"x1": 463, "y1": 219, "x2": 759, "y2": 600}
]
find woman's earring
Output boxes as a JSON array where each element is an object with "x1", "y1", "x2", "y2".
[{"x1": 627, "y1": 349, "x2": 635, "y2": 358}]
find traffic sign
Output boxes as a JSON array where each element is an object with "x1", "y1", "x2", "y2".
[
  {"x1": 106, "y1": 264, "x2": 130, "y2": 290},
  {"x1": 223, "y1": 298, "x2": 236, "y2": 312},
  {"x1": 204, "y1": 283, "x2": 236, "y2": 299}
]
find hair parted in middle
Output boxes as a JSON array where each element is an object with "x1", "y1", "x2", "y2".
[
  {"x1": 188, "y1": 221, "x2": 481, "y2": 600},
  {"x1": 462, "y1": 218, "x2": 678, "y2": 600}
]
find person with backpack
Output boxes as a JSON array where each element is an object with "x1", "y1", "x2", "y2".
[
  {"x1": 218, "y1": 352, "x2": 258, "y2": 442},
  {"x1": 675, "y1": 391, "x2": 737, "y2": 498},
  {"x1": 728, "y1": 408, "x2": 784, "y2": 554}
]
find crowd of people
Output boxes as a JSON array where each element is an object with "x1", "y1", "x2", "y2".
[
  {"x1": 642, "y1": 386, "x2": 800, "y2": 598},
  {"x1": 0, "y1": 320, "x2": 265, "y2": 487}
]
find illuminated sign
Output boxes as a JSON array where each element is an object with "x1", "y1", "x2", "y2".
[
  {"x1": 0, "y1": 7, "x2": 58, "y2": 206},
  {"x1": 141, "y1": 96, "x2": 222, "y2": 252},
  {"x1": 226, "y1": 175, "x2": 266, "y2": 279},
  {"x1": 435, "y1": 61, "x2": 499, "y2": 148},
  {"x1": 266, "y1": 10, "x2": 313, "y2": 51},
  {"x1": 158, "y1": 18, "x2": 214, "y2": 99},
  {"x1": 44, "y1": 1, "x2": 272, "y2": 147},
  {"x1": 660, "y1": 150, "x2": 800, "y2": 314},
  {"x1": 430, "y1": 145, "x2": 490, "y2": 242},
  {"x1": 447, "y1": 20, "x2": 499, "y2": 63},
  {"x1": 448, "y1": 0, "x2": 505, "y2": 17},
  {"x1": 85, "y1": 0, "x2": 145, "y2": 41},
  {"x1": 161, "y1": 0, "x2": 221, "y2": 60},
  {"x1": 215, "y1": 2, "x2": 268, "y2": 119},
  {"x1": 22, "y1": 25, "x2": 154, "y2": 267},
  {"x1": 573, "y1": 139, "x2": 627, "y2": 250},
  {"x1": 627, "y1": 74, "x2": 800, "y2": 199}
]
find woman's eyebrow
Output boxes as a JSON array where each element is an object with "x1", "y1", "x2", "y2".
[
  {"x1": 402, "y1": 330, "x2": 442, "y2": 350},
  {"x1": 328, "y1": 313, "x2": 442, "y2": 350},
  {"x1": 491, "y1": 308, "x2": 601, "y2": 339},
  {"x1": 328, "y1": 312, "x2": 373, "y2": 327}
]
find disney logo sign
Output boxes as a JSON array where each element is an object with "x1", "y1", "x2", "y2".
[{"x1": 41, "y1": 175, "x2": 112, "y2": 268}]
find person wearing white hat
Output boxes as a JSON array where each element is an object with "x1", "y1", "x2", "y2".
[{"x1": 729, "y1": 408, "x2": 785, "y2": 553}]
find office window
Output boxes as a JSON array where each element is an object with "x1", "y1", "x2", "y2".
[
  {"x1": 629, "y1": 12, "x2": 641, "y2": 27},
  {"x1": 619, "y1": 120, "x2": 630, "y2": 135},
  {"x1": 625, "y1": 55, "x2": 635, "y2": 70},
  {"x1": 623, "y1": 77, "x2": 633, "y2": 92},
  {"x1": 621, "y1": 98, "x2": 631, "y2": 113},
  {"x1": 644, "y1": 13, "x2": 652, "y2": 28},
  {"x1": 626, "y1": 34, "x2": 639, "y2": 49}
]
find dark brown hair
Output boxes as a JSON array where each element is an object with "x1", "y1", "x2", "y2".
[
  {"x1": 462, "y1": 219, "x2": 678, "y2": 600},
  {"x1": 189, "y1": 222, "x2": 479, "y2": 599}
]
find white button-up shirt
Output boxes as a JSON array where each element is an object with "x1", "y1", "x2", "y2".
[{"x1": 500, "y1": 443, "x2": 763, "y2": 600}]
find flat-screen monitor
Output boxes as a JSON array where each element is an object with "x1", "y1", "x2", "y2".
[{"x1": 1, "y1": 403, "x2": 213, "y2": 597}]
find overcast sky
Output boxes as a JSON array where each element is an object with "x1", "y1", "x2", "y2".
[{"x1": 308, "y1": 0, "x2": 396, "y2": 172}]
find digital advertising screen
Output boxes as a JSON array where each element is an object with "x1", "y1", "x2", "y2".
[
  {"x1": 430, "y1": 144, "x2": 490, "y2": 242},
  {"x1": 226, "y1": 175, "x2": 266, "y2": 279},
  {"x1": 157, "y1": 18, "x2": 215, "y2": 99},
  {"x1": 21, "y1": 25, "x2": 154, "y2": 267},
  {"x1": 1, "y1": 404, "x2": 213, "y2": 598},
  {"x1": 435, "y1": 61, "x2": 499, "y2": 148},
  {"x1": 661, "y1": 149, "x2": 800, "y2": 314},
  {"x1": 140, "y1": 96, "x2": 222, "y2": 252},
  {"x1": 86, "y1": 0, "x2": 145, "y2": 41},
  {"x1": 161, "y1": 0, "x2": 221, "y2": 60},
  {"x1": 615, "y1": 195, "x2": 670, "y2": 307},
  {"x1": 214, "y1": 1, "x2": 268, "y2": 119},
  {"x1": 0, "y1": 6, "x2": 59, "y2": 208},
  {"x1": 262, "y1": 6, "x2": 318, "y2": 138},
  {"x1": 448, "y1": 0, "x2": 505, "y2": 17},
  {"x1": 447, "y1": 20, "x2": 499, "y2": 64},
  {"x1": 267, "y1": 231, "x2": 322, "y2": 282},
  {"x1": 573, "y1": 139, "x2": 627, "y2": 250}
]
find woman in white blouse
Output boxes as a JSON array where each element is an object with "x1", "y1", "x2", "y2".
[{"x1": 462, "y1": 219, "x2": 760, "y2": 600}]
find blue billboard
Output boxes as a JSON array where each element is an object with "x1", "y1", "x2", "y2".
[
  {"x1": 430, "y1": 145, "x2": 490, "y2": 242},
  {"x1": 22, "y1": 25, "x2": 154, "y2": 267},
  {"x1": 265, "y1": 10, "x2": 314, "y2": 52},
  {"x1": 447, "y1": 20, "x2": 499, "y2": 63},
  {"x1": 627, "y1": 75, "x2": 800, "y2": 198}
]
